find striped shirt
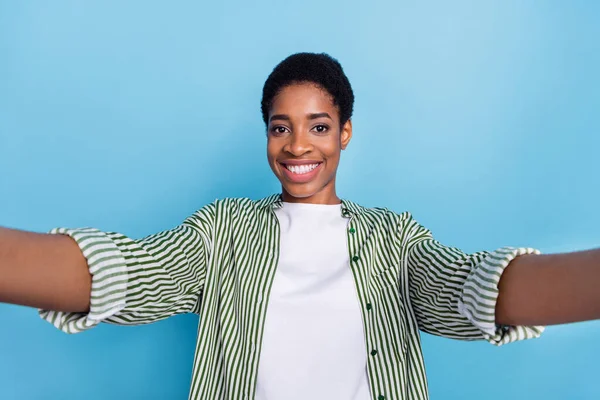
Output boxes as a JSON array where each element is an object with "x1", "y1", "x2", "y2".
[{"x1": 40, "y1": 194, "x2": 544, "y2": 400}]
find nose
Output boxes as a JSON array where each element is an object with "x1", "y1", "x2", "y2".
[{"x1": 284, "y1": 131, "x2": 313, "y2": 156}]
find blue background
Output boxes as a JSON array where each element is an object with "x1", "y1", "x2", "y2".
[{"x1": 1, "y1": 1, "x2": 599, "y2": 399}]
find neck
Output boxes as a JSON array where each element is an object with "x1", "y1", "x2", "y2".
[{"x1": 281, "y1": 187, "x2": 340, "y2": 205}]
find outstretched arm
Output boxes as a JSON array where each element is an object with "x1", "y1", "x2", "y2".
[
  {"x1": 0, "y1": 227, "x2": 91, "y2": 312},
  {"x1": 1, "y1": 202, "x2": 215, "y2": 334},
  {"x1": 497, "y1": 248, "x2": 600, "y2": 326},
  {"x1": 400, "y1": 212, "x2": 544, "y2": 345}
]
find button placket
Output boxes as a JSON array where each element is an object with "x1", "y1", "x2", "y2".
[
  {"x1": 346, "y1": 210, "x2": 381, "y2": 400},
  {"x1": 347, "y1": 214, "x2": 361, "y2": 265}
]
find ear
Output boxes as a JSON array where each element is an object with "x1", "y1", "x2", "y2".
[{"x1": 340, "y1": 119, "x2": 353, "y2": 150}]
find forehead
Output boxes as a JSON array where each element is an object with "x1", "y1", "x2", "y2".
[{"x1": 270, "y1": 83, "x2": 339, "y2": 120}]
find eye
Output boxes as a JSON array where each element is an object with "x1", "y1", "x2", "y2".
[
  {"x1": 312, "y1": 124, "x2": 329, "y2": 134},
  {"x1": 270, "y1": 126, "x2": 289, "y2": 135}
]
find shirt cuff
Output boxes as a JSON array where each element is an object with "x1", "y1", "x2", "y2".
[
  {"x1": 38, "y1": 227, "x2": 128, "y2": 334},
  {"x1": 457, "y1": 246, "x2": 546, "y2": 346}
]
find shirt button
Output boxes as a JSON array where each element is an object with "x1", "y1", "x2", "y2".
[
  {"x1": 349, "y1": 227, "x2": 356, "y2": 234},
  {"x1": 378, "y1": 395, "x2": 385, "y2": 400},
  {"x1": 366, "y1": 303, "x2": 372, "y2": 311},
  {"x1": 257, "y1": 293, "x2": 263, "y2": 305},
  {"x1": 370, "y1": 349, "x2": 378, "y2": 356},
  {"x1": 352, "y1": 256, "x2": 360, "y2": 262}
]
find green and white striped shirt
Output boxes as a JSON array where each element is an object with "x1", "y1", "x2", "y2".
[{"x1": 40, "y1": 194, "x2": 544, "y2": 400}]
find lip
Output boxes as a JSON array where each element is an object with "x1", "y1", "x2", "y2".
[
  {"x1": 278, "y1": 160, "x2": 323, "y2": 183},
  {"x1": 279, "y1": 159, "x2": 322, "y2": 165}
]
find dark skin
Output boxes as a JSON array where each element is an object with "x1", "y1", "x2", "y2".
[
  {"x1": 267, "y1": 83, "x2": 352, "y2": 205},
  {"x1": 0, "y1": 82, "x2": 598, "y2": 328},
  {"x1": 265, "y1": 82, "x2": 600, "y2": 327}
]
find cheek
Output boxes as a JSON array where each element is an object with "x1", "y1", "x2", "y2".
[
  {"x1": 266, "y1": 140, "x2": 277, "y2": 159},
  {"x1": 322, "y1": 139, "x2": 341, "y2": 158}
]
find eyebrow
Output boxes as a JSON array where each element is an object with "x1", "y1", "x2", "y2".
[
  {"x1": 269, "y1": 114, "x2": 290, "y2": 122},
  {"x1": 308, "y1": 112, "x2": 332, "y2": 120},
  {"x1": 269, "y1": 112, "x2": 333, "y2": 123}
]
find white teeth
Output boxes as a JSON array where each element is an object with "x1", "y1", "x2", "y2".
[{"x1": 285, "y1": 163, "x2": 320, "y2": 174}]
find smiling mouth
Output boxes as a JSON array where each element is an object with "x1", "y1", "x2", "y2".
[{"x1": 280, "y1": 162, "x2": 322, "y2": 175}]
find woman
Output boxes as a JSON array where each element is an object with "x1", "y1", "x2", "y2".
[{"x1": 1, "y1": 53, "x2": 599, "y2": 400}]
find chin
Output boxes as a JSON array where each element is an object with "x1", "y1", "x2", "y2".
[{"x1": 282, "y1": 184, "x2": 316, "y2": 199}]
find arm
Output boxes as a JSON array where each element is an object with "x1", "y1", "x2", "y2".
[
  {"x1": 0, "y1": 227, "x2": 91, "y2": 312},
  {"x1": 399, "y1": 212, "x2": 544, "y2": 345},
  {"x1": 497, "y1": 249, "x2": 600, "y2": 326},
  {"x1": 2, "y1": 203, "x2": 214, "y2": 334}
]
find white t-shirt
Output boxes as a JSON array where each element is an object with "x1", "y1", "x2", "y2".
[{"x1": 255, "y1": 202, "x2": 371, "y2": 400}]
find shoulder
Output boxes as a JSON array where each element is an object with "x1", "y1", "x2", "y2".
[
  {"x1": 196, "y1": 195, "x2": 279, "y2": 217},
  {"x1": 184, "y1": 195, "x2": 276, "y2": 230},
  {"x1": 218, "y1": 195, "x2": 279, "y2": 212},
  {"x1": 345, "y1": 199, "x2": 429, "y2": 240},
  {"x1": 343, "y1": 198, "x2": 413, "y2": 223}
]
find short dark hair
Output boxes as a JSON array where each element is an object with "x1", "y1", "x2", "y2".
[{"x1": 261, "y1": 52, "x2": 354, "y2": 127}]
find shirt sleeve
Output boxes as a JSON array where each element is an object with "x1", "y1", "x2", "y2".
[
  {"x1": 39, "y1": 203, "x2": 215, "y2": 334},
  {"x1": 399, "y1": 212, "x2": 545, "y2": 346}
]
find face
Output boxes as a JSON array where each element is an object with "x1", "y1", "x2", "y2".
[{"x1": 266, "y1": 82, "x2": 352, "y2": 204}]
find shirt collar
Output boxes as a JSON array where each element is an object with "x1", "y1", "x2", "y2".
[{"x1": 257, "y1": 194, "x2": 364, "y2": 218}]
